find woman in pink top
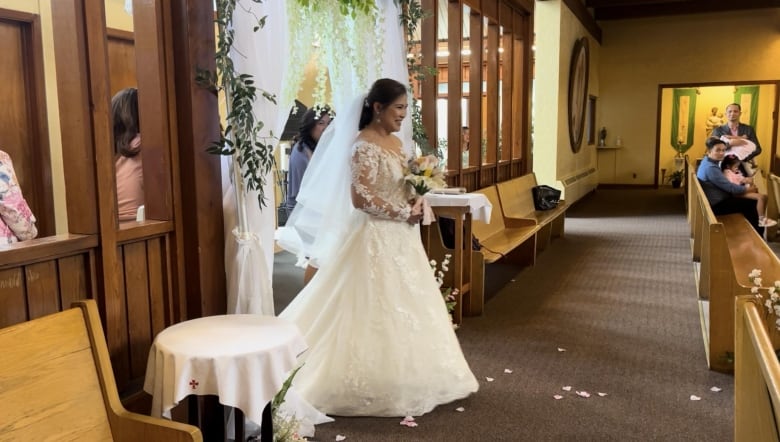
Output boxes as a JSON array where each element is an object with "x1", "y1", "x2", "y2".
[
  {"x1": 112, "y1": 87, "x2": 144, "y2": 222},
  {"x1": 721, "y1": 154, "x2": 776, "y2": 227},
  {"x1": 0, "y1": 150, "x2": 38, "y2": 245}
]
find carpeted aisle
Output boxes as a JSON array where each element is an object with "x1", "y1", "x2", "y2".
[{"x1": 274, "y1": 188, "x2": 734, "y2": 442}]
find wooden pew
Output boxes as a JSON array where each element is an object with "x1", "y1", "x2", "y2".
[
  {"x1": 691, "y1": 173, "x2": 780, "y2": 372},
  {"x1": 0, "y1": 299, "x2": 202, "y2": 441},
  {"x1": 687, "y1": 158, "x2": 702, "y2": 260},
  {"x1": 495, "y1": 173, "x2": 567, "y2": 251},
  {"x1": 734, "y1": 295, "x2": 780, "y2": 441},
  {"x1": 472, "y1": 185, "x2": 538, "y2": 265}
]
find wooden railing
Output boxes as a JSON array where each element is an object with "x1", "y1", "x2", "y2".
[
  {"x1": 0, "y1": 234, "x2": 97, "y2": 328},
  {"x1": 735, "y1": 295, "x2": 780, "y2": 441}
]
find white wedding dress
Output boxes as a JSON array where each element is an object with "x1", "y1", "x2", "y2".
[{"x1": 279, "y1": 141, "x2": 479, "y2": 417}]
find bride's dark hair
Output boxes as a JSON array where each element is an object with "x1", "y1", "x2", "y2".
[{"x1": 359, "y1": 78, "x2": 407, "y2": 130}]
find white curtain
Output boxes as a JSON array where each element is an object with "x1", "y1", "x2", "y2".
[{"x1": 223, "y1": 0, "x2": 293, "y2": 315}]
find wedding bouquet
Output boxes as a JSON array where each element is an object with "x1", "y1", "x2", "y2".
[{"x1": 405, "y1": 155, "x2": 446, "y2": 195}]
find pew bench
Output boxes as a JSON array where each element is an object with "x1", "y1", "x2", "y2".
[
  {"x1": 0, "y1": 299, "x2": 202, "y2": 441},
  {"x1": 495, "y1": 173, "x2": 567, "y2": 251},
  {"x1": 734, "y1": 295, "x2": 780, "y2": 441},
  {"x1": 472, "y1": 185, "x2": 538, "y2": 265},
  {"x1": 691, "y1": 171, "x2": 780, "y2": 372}
]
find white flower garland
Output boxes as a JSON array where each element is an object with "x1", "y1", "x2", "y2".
[{"x1": 283, "y1": 0, "x2": 384, "y2": 110}]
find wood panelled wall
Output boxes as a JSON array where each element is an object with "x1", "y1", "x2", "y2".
[
  {"x1": 0, "y1": 235, "x2": 97, "y2": 328},
  {"x1": 416, "y1": 0, "x2": 533, "y2": 191},
  {"x1": 0, "y1": 0, "x2": 224, "y2": 398}
]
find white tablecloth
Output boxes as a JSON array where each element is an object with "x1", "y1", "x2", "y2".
[
  {"x1": 143, "y1": 314, "x2": 307, "y2": 426},
  {"x1": 424, "y1": 192, "x2": 492, "y2": 222}
]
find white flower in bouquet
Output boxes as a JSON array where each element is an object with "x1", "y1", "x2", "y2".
[{"x1": 405, "y1": 155, "x2": 446, "y2": 195}]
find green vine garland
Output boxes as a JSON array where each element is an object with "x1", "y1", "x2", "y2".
[
  {"x1": 198, "y1": 0, "x2": 277, "y2": 208},
  {"x1": 397, "y1": 0, "x2": 437, "y2": 156}
]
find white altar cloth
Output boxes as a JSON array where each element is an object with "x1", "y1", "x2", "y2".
[
  {"x1": 424, "y1": 192, "x2": 492, "y2": 222},
  {"x1": 144, "y1": 314, "x2": 307, "y2": 426}
]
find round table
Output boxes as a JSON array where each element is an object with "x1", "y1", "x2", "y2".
[{"x1": 143, "y1": 314, "x2": 307, "y2": 439}]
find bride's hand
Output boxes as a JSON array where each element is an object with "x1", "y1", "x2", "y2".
[{"x1": 407, "y1": 197, "x2": 424, "y2": 224}]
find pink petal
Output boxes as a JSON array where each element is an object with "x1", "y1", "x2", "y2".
[
  {"x1": 576, "y1": 391, "x2": 591, "y2": 398},
  {"x1": 553, "y1": 395, "x2": 564, "y2": 400},
  {"x1": 455, "y1": 407, "x2": 465, "y2": 412},
  {"x1": 336, "y1": 436, "x2": 346, "y2": 441},
  {"x1": 690, "y1": 395, "x2": 701, "y2": 401},
  {"x1": 597, "y1": 392, "x2": 608, "y2": 397},
  {"x1": 562, "y1": 386, "x2": 572, "y2": 391},
  {"x1": 485, "y1": 377, "x2": 495, "y2": 382},
  {"x1": 710, "y1": 387, "x2": 722, "y2": 392}
]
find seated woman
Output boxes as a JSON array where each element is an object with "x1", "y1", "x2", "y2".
[
  {"x1": 697, "y1": 137, "x2": 761, "y2": 232},
  {"x1": 0, "y1": 150, "x2": 38, "y2": 245},
  {"x1": 112, "y1": 87, "x2": 144, "y2": 222}
]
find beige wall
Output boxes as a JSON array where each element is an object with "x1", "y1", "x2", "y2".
[
  {"x1": 534, "y1": 0, "x2": 599, "y2": 201},
  {"x1": 599, "y1": 8, "x2": 780, "y2": 185},
  {"x1": 106, "y1": 0, "x2": 134, "y2": 31}
]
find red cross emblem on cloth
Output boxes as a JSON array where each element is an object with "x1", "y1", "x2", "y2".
[{"x1": 189, "y1": 379, "x2": 199, "y2": 390}]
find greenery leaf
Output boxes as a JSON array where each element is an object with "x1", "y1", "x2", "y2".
[{"x1": 206, "y1": 0, "x2": 279, "y2": 210}]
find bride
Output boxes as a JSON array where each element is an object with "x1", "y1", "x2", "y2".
[{"x1": 279, "y1": 78, "x2": 478, "y2": 417}]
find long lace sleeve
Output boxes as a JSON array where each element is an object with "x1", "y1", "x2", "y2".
[{"x1": 350, "y1": 143, "x2": 411, "y2": 222}]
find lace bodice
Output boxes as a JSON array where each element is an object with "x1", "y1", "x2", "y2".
[{"x1": 350, "y1": 141, "x2": 414, "y2": 221}]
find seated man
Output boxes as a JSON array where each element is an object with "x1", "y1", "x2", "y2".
[
  {"x1": 0, "y1": 150, "x2": 38, "y2": 245},
  {"x1": 697, "y1": 137, "x2": 761, "y2": 233}
]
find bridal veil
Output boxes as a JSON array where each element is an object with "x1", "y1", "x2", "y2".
[{"x1": 276, "y1": 0, "x2": 414, "y2": 269}]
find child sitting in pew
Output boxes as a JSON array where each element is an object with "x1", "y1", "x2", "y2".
[{"x1": 721, "y1": 154, "x2": 777, "y2": 228}]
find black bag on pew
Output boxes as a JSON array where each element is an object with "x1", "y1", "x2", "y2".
[{"x1": 532, "y1": 185, "x2": 561, "y2": 211}]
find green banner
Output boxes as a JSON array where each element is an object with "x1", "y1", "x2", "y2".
[
  {"x1": 734, "y1": 85, "x2": 759, "y2": 129},
  {"x1": 671, "y1": 88, "x2": 697, "y2": 154}
]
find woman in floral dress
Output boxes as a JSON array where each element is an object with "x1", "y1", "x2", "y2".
[{"x1": 0, "y1": 150, "x2": 37, "y2": 245}]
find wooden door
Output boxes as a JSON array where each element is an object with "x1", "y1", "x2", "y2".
[
  {"x1": 0, "y1": 18, "x2": 54, "y2": 236},
  {"x1": 107, "y1": 29, "x2": 137, "y2": 97}
]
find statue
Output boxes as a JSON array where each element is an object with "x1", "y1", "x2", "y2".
[
  {"x1": 705, "y1": 106, "x2": 724, "y2": 138},
  {"x1": 598, "y1": 126, "x2": 607, "y2": 146}
]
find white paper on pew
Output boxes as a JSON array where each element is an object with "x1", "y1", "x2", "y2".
[{"x1": 423, "y1": 192, "x2": 492, "y2": 223}]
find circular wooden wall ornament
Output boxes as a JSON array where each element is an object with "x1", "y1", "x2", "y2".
[{"x1": 567, "y1": 37, "x2": 590, "y2": 153}]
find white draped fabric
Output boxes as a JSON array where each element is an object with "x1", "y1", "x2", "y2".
[{"x1": 223, "y1": 1, "x2": 294, "y2": 316}]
